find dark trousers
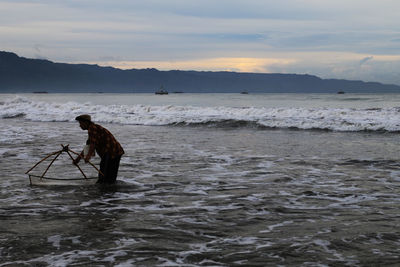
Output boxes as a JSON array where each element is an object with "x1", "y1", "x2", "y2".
[{"x1": 98, "y1": 154, "x2": 121, "y2": 184}]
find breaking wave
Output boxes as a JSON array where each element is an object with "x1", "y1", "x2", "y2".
[{"x1": 1, "y1": 95, "x2": 400, "y2": 132}]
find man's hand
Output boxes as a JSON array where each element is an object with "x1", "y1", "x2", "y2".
[
  {"x1": 84, "y1": 156, "x2": 91, "y2": 163},
  {"x1": 73, "y1": 156, "x2": 81, "y2": 165}
]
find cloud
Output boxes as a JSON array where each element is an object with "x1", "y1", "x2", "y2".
[
  {"x1": 265, "y1": 52, "x2": 400, "y2": 85},
  {"x1": 1, "y1": 0, "x2": 400, "y2": 84},
  {"x1": 359, "y1": 56, "x2": 373, "y2": 65},
  {"x1": 92, "y1": 57, "x2": 297, "y2": 73},
  {"x1": 33, "y1": 44, "x2": 48, "y2": 60}
]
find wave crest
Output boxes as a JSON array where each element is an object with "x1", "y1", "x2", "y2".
[{"x1": 1, "y1": 96, "x2": 400, "y2": 132}]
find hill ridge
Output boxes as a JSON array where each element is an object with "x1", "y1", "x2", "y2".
[{"x1": 1, "y1": 51, "x2": 399, "y2": 93}]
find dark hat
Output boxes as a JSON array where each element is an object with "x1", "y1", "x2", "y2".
[{"x1": 75, "y1": 114, "x2": 92, "y2": 123}]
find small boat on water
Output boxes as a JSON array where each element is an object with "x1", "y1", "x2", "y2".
[
  {"x1": 155, "y1": 86, "x2": 168, "y2": 95},
  {"x1": 337, "y1": 91, "x2": 345, "y2": 94},
  {"x1": 240, "y1": 91, "x2": 249, "y2": 94}
]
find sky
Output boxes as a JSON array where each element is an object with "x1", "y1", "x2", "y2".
[{"x1": 1, "y1": 0, "x2": 400, "y2": 85}]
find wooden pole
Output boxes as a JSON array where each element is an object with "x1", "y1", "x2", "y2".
[
  {"x1": 61, "y1": 144, "x2": 88, "y2": 179},
  {"x1": 66, "y1": 150, "x2": 87, "y2": 178},
  {"x1": 68, "y1": 148, "x2": 81, "y2": 157},
  {"x1": 68, "y1": 148, "x2": 104, "y2": 177},
  {"x1": 40, "y1": 151, "x2": 62, "y2": 178},
  {"x1": 25, "y1": 150, "x2": 63, "y2": 174}
]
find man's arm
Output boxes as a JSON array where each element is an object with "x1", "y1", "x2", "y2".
[
  {"x1": 73, "y1": 150, "x2": 85, "y2": 165},
  {"x1": 84, "y1": 143, "x2": 95, "y2": 163}
]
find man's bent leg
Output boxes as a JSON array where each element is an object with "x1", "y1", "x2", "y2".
[
  {"x1": 106, "y1": 155, "x2": 121, "y2": 184},
  {"x1": 98, "y1": 154, "x2": 120, "y2": 184},
  {"x1": 98, "y1": 154, "x2": 110, "y2": 184}
]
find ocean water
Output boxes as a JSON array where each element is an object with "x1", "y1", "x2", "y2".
[{"x1": 1, "y1": 93, "x2": 400, "y2": 266}]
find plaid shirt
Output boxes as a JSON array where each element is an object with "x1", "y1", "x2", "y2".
[{"x1": 88, "y1": 123, "x2": 124, "y2": 159}]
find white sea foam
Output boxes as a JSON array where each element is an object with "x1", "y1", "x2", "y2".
[
  {"x1": 1, "y1": 95, "x2": 400, "y2": 132},
  {"x1": 48, "y1": 235, "x2": 62, "y2": 249},
  {"x1": 260, "y1": 220, "x2": 294, "y2": 233}
]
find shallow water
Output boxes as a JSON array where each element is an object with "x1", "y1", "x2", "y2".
[{"x1": 1, "y1": 118, "x2": 400, "y2": 266}]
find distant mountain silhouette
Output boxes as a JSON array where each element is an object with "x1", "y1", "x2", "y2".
[{"x1": 1, "y1": 51, "x2": 399, "y2": 93}]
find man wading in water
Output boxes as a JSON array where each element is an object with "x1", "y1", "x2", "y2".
[{"x1": 73, "y1": 114, "x2": 124, "y2": 184}]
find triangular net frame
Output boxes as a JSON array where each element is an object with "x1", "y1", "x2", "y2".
[{"x1": 26, "y1": 144, "x2": 103, "y2": 185}]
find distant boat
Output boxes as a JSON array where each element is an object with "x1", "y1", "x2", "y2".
[
  {"x1": 155, "y1": 86, "x2": 168, "y2": 95},
  {"x1": 33, "y1": 91, "x2": 48, "y2": 94},
  {"x1": 337, "y1": 91, "x2": 345, "y2": 94},
  {"x1": 240, "y1": 91, "x2": 249, "y2": 94}
]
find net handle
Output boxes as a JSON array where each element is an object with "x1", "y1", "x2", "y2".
[
  {"x1": 68, "y1": 147, "x2": 104, "y2": 176},
  {"x1": 61, "y1": 144, "x2": 87, "y2": 179}
]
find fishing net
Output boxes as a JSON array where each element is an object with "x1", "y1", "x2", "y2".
[{"x1": 26, "y1": 144, "x2": 101, "y2": 185}]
